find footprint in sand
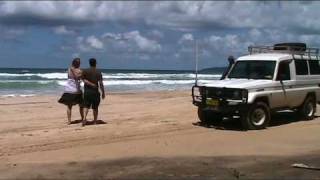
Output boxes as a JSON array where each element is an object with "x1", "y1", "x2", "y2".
[
  {"x1": 160, "y1": 120, "x2": 172, "y2": 123},
  {"x1": 21, "y1": 133, "x2": 33, "y2": 136},
  {"x1": 67, "y1": 161, "x2": 78, "y2": 166}
]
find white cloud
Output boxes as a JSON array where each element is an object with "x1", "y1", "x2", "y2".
[
  {"x1": 101, "y1": 31, "x2": 162, "y2": 53},
  {"x1": 1, "y1": 1, "x2": 320, "y2": 36},
  {"x1": 2, "y1": 1, "x2": 320, "y2": 69},
  {"x1": 75, "y1": 30, "x2": 161, "y2": 55},
  {"x1": 175, "y1": 33, "x2": 252, "y2": 60},
  {"x1": 299, "y1": 35, "x2": 319, "y2": 44},
  {"x1": 179, "y1": 33, "x2": 194, "y2": 44},
  {"x1": 123, "y1": 31, "x2": 162, "y2": 53},
  {"x1": 53, "y1": 25, "x2": 75, "y2": 35},
  {"x1": 175, "y1": 33, "x2": 252, "y2": 64},
  {"x1": 249, "y1": 28, "x2": 262, "y2": 40},
  {"x1": 72, "y1": 53, "x2": 80, "y2": 58},
  {"x1": 86, "y1": 35, "x2": 103, "y2": 49},
  {"x1": 75, "y1": 35, "x2": 104, "y2": 52},
  {"x1": 0, "y1": 1, "x2": 141, "y2": 25},
  {"x1": 6, "y1": 29, "x2": 24, "y2": 36},
  {"x1": 102, "y1": 32, "x2": 123, "y2": 40},
  {"x1": 149, "y1": 30, "x2": 164, "y2": 39}
]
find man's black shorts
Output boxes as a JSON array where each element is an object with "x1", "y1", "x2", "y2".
[{"x1": 83, "y1": 90, "x2": 100, "y2": 109}]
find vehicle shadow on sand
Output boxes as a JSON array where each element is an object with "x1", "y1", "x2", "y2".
[{"x1": 193, "y1": 112, "x2": 319, "y2": 131}]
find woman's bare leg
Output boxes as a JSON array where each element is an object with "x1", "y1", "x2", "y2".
[
  {"x1": 67, "y1": 105, "x2": 72, "y2": 124},
  {"x1": 79, "y1": 106, "x2": 84, "y2": 121}
]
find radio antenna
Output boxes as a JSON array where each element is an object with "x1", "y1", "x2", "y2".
[{"x1": 194, "y1": 40, "x2": 199, "y2": 86}]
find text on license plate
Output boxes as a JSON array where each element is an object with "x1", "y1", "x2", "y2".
[{"x1": 206, "y1": 99, "x2": 219, "y2": 106}]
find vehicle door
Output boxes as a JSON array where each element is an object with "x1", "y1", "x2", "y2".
[
  {"x1": 272, "y1": 60, "x2": 292, "y2": 108},
  {"x1": 286, "y1": 59, "x2": 311, "y2": 107}
]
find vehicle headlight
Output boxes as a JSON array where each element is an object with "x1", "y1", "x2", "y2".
[
  {"x1": 193, "y1": 86, "x2": 201, "y2": 97},
  {"x1": 232, "y1": 89, "x2": 248, "y2": 100},
  {"x1": 193, "y1": 86, "x2": 203, "y2": 101},
  {"x1": 216, "y1": 89, "x2": 223, "y2": 96},
  {"x1": 233, "y1": 90, "x2": 241, "y2": 99}
]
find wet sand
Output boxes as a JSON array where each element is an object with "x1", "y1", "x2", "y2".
[{"x1": 0, "y1": 90, "x2": 320, "y2": 179}]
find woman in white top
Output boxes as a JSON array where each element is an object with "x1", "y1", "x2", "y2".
[{"x1": 58, "y1": 58, "x2": 84, "y2": 124}]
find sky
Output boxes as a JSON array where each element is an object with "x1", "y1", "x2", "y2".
[{"x1": 0, "y1": 1, "x2": 320, "y2": 70}]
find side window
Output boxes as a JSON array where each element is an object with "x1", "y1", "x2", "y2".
[
  {"x1": 276, "y1": 62, "x2": 291, "y2": 81},
  {"x1": 294, "y1": 60, "x2": 308, "y2": 75},
  {"x1": 309, "y1": 60, "x2": 320, "y2": 75}
]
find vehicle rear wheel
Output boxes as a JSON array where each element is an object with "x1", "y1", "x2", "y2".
[
  {"x1": 241, "y1": 102, "x2": 270, "y2": 130},
  {"x1": 198, "y1": 108, "x2": 223, "y2": 125},
  {"x1": 298, "y1": 95, "x2": 316, "y2": 120}
]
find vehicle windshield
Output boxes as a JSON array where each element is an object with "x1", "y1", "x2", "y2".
[{"x1": 228, "y1": 60, "x2": 276, "y2": 80}]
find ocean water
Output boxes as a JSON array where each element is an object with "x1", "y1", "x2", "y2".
[{"x1": 0, "y1": 68, "x2": 224, "y2": 97}]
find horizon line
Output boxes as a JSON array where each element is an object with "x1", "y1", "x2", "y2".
[{"x1": 0, "y1": 66, "x2": 227, "y2": 71}]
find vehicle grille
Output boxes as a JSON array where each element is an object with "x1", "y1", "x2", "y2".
[{"x1": 205, "y1": 87, "x2": 234, "y2": 99}]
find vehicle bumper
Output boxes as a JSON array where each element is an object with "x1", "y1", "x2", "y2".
[
  {"x1": 192, "y1": 85, "x2": 248, "y2": 115},
  {"x1": 194, "y1": 100, "x2": 248, "y2": 115}
]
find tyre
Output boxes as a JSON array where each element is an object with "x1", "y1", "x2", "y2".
[
  {"x1": 241, "y1": 102, "x2": 270, "y2": 130},
  {"x1": 298, "y1": 95, "x2": 316, "y2": 120},
  {"x1": 198, "y1": 108, "x2": 223, "y2": 125}
]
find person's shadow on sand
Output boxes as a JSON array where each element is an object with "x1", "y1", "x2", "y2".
[
  {"x1": 70, "y1": 119, "x2": 107, "y2": 126},
  {"x1": 193, "y1": 111, "x2": 319, "y2": 131}
]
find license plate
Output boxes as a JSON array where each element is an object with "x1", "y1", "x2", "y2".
[{"x1": 206, "y1": 98, "x2": 219, "y2": 106}]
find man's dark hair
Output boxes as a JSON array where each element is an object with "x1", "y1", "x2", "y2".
[
  {"x1": 89, "y1": 58, "x2": 97, "y2": 67},
  {"x1": 72, "y1": 58, "x2": 80, "y2": 68},
  {"x1": 220, "y1": 55, "x2": 235, "y2": 80}
]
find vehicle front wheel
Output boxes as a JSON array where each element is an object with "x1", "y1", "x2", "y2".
[
  {"x1": 298, "y1": 96, "x2": 316, "y2": 120},
  {"x1": 241, "y1": 102, "x2": 270, "y2": 130},
  {"x1": 198, "y1": 108, "x2": 223, "y2": 125}
]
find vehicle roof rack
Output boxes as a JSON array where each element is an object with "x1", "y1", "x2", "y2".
[{"x1": 248, "y1": 43, "x2": 320, "y2": 60}]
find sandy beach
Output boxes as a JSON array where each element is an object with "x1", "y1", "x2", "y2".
[{"x1": 1, "y1": 90, "x2": 320, "y2": 179}]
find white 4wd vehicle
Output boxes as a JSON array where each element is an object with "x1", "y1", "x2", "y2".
[{"x1": 192, "y1": 43, "x2": 320, "y2": 130}]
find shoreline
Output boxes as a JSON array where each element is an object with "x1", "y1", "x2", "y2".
[{"x1": 0, "y1": 88, "x2": 193, "y2": 98}]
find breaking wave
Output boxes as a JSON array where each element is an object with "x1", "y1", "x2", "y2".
[{"x1": 0, "y1": 69, "x2": 222, "y2": 95}]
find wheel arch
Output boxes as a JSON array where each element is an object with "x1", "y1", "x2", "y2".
[
  {"x1": 306, "y1": 92, "x2": 316, "y2": 100},
  {"x1": 241, "y1": 97, "x2": 271, "y2": 130},
  {"x1": 298, "y1": 91, "x2": 317, "y2": 120},
  {"x1": 302, "y1": 92, "x2": 317, "y2": 107},
  {"x1": 252, "y1": 96, "x2": 270, "y2": 107}
]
